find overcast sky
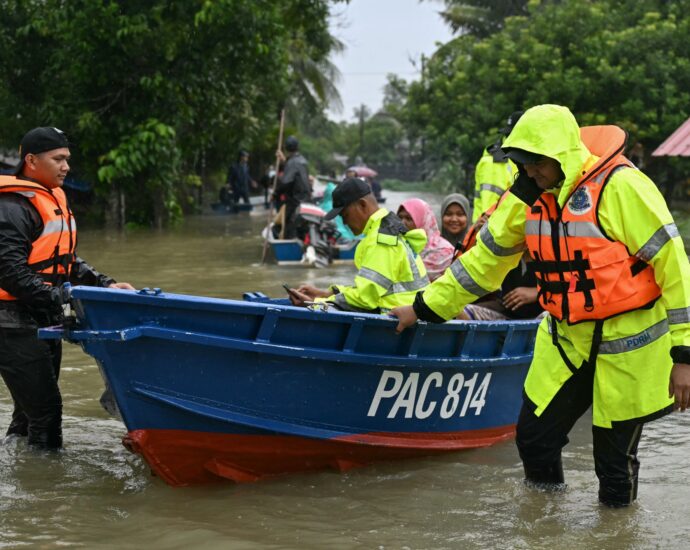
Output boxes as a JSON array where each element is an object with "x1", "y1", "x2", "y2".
[{"x1": 327, "y1": 0, "x2": 454, "y2": 122}]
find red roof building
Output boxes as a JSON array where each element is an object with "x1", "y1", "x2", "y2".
[{"x1": 652, "y1": 117, "x2": 690, "y2": 157}]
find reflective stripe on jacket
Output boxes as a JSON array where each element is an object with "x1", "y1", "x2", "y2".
[
  {"x1": 472, "y1": 146, "x2": 515, "y2": 223},
  {"x1": 456, "y1": 202, "x2": 499, "y2": 259},
  {"x1": 323, "y1": 208, "x2": 429, "y2": 312},
  {"x1": 525, "y1": 126, "x2": 661, "y2": 324},
  {"x1": 0, "y1": 176, "x2": 76, "y2": 301}
]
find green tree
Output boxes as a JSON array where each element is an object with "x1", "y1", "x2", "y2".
[
  {"x1": 431, "y1": 0, "x2": 529, "y2": 37},
  {"x1": 406, "y1": 0, "x2": 690, "y2": 189},
  {"x1": 0, "y1": 0, "x2": 345, "y2": 228}
]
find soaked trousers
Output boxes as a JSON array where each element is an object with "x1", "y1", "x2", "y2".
[
  {"x1": 0, "y1": 328, "x2": 63, "y2": 449},
  {"x1": 516, "y1": 358, "x2": 643, "y2": 507}
]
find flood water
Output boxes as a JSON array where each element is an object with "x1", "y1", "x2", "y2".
[{"x1": 1, "y1": 190, "x2": 689, "y2": 549}]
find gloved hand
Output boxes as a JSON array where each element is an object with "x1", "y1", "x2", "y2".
[
  {"x1": 59, "y1": 283, "x2": 77, "y2": 329},
  {"x1": 60, "y1": 282, "x2": 72, "y2": 303},
  {"x1": 510, "y1": 164, "x2": 542, "y2": 206}
]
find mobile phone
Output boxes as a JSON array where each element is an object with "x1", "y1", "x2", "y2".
[{"x1": 282, "y1": 283, "x2": 301, "y2": 300}]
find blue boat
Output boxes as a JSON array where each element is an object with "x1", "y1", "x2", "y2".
[
  {"x1": 40, "y1": 286, "x2": 539, "y2": 486},
  {"x1": 264, "y1": 229, "x2": 359, "y2": 265}
]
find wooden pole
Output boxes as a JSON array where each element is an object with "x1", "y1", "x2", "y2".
[{"x1": 261, "y1": 108, "x2": 286, "y2": 264}]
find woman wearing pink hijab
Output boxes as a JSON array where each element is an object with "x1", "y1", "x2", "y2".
[{"x1": 397, "y1": 198, "x2": 455, "y2": 281}]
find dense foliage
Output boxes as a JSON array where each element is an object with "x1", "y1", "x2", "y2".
[
  {"x1": 299, "y1": 75, "x2": 414, "y2": 178},
  {"x1": 0, "y1": 0, "x2": 344, "y2": 227},
  {"x1": 405, "y1": 0, "x2": 690, "y2": 192},
  {"x1": 431, "y1": 0, "x2": 529, "y2": 37}
]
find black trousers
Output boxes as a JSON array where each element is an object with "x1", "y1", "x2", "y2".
[
  {"x1": 0, "y1": 328, "x2": 63, "y2": 449},
  {"x1": 516, "y1": 359, "x2": 643, "y2": 507},
  {"x1": 282, "y1": 203, "x2": 300, "y2": 239},
  {"x1": 232, "y1": 184, "x2": 250, "y2": 205}
]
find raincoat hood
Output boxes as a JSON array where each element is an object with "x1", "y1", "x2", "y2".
[
  {"x1": 403, "y1": 227, "x2": 428, "y2": 255},
  {"x1": 502, "y1": 104, "x2": 592, "y2": 206},
  {"x1": 364, "y1": 208, "x2": 427, "y2": 254}
]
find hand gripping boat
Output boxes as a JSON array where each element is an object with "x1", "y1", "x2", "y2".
[{"x1": 40, "y1": 286, "x2": 539, "y2": 487}]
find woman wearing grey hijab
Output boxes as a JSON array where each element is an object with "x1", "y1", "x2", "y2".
[{"x1": 440, "y1": 193, "x2": 471, "y2": 248}]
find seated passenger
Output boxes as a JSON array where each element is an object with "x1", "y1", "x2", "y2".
[
  {"x1": 440, "y1": 193, "x2": 471, "y2": 248},
  {"x1": 460, "y1": 252, "x2": 542, "y2": 320},
  {"x1": 287, "y1": 178, "x2": 429, "y2": 312},
  {"x1": 397, "y1": 198, "x2": 454, "y2": 282},
  {"x1": 456, "y1": 205, "x2": 543, "y2": 320}
]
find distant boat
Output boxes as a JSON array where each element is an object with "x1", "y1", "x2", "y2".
[
  {"x1": 40, "y1": 286, "x2": 539, "y2": 487},
  {"x1": 262, "y1": 203, "x2": 359, "y2": 266},
  {"x1": 262, "y1": 224, "x2": 358, "y2": 265}
]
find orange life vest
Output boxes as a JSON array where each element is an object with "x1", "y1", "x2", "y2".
[
  {"x1": 0, "y1": 175, "x2": 76, "y2": 301},
  {"x1": 524, "y1": 126, "x2": 661, "y2": 324}
]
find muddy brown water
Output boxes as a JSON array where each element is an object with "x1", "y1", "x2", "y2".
[{"x1": 1, "y1": 191, "x2": 689, "y2": 549}]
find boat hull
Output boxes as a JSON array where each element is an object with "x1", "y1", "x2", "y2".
[
  {"x1": 123, "y1": 425, "x2": 515, "y2": 485},
  {"x1": 269, "y1": 239, "x2": 358, "y2": 264},
  {"x1": 41, "y1": 287, "x2": 539, "y2": 486}
]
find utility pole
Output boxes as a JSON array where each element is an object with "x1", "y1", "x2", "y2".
[{"x1": 358, "y1": 103, "x2": 365, "y2": 157}]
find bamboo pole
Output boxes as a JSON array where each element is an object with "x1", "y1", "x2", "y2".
[{"x1": 260, "y1": 109, "x2": 286, "y2": 264}]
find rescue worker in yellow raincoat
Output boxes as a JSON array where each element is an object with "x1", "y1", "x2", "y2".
[
  {"x1": 287, "y1": 178, "x2": 429, "y2": 312},
  {"x1": 471, "y1": 111, "x2": 521, "y2": 223},
  {"x1": 391, "y1": 104, "x2": 690, "y2": 507}
]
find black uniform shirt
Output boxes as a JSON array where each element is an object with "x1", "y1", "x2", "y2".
[{"x1": 0, "y1": 193, "x2": 114, "y2": 328}]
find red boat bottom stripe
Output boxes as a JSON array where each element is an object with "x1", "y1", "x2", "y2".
[{"x1": 123, "y1": 426, "x2": 516, "y2": 487}]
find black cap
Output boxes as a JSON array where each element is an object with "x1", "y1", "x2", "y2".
[
  {"x1": 285, "y1": 135, "x2": 299, "y2": 152},
  {"x1": 14, "y1": 127, "x2": 70, "y2": 174},
  {"x1": 324, "y1": 178, "x2": 372, "y2": 220},
  {"x1": 501, "y1": 147, "x2": 543, "y2": 165}
]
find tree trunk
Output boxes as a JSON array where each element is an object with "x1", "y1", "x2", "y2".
[
  {"x1": 152, "y1": 187, "x2": 165, "y2": 230},
  {"x1": 104, "y1": 184, "x2": 125, "y2": 230}
]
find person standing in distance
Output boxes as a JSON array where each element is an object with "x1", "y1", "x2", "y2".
[
  {"x1": 0, "y1": 127, "x2": 134, "y2": 449},
  {"x1": 274, "y1": 136, "x2": 311, "y2": 239}
]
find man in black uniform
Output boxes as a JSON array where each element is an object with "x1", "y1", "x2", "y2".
[
  {"x1": 227, "y1": 149, "x2": 253, "y2": 205},
  {"x1": 275, "y1": 136, "x2": 311, "y2": 238},
  {"x1": 0, "y1": 127, "x2": 134, "y2": 449}
]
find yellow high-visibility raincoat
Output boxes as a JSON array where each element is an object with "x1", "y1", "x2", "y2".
[
  {"x1": 472, "y1": 146, "x2": 516, "y2": 222},
  {"x1": 322, "y1": 208, "x2": 429, "y2": 312},
  {"x1": 418, "y1": 105, "x2": 690, "y2": 428}
]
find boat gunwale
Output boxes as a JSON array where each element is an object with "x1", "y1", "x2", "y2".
[{"x1": 68, "y1": 285, "x2": 542, "y2": 331}]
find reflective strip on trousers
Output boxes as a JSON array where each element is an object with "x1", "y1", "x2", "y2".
[
  {"x1": 449, "y1": 259, "x2": 490, "y2": 297},
  {"x1": 479, "y1": 225, "x2": 525, "y2": 256},
  {"x1": 635, "y1": 224, "x2": 680, "y2": 262},
  {"x1": 479, "y1": 183, "x2": 504, "y2": 196},
  {"x1": 598, "y1": 319, "x2": 669, "y2": 355},
  {"x1": 667, "y1": 306, "x2": 690, "y2": 325},
  {"x1": 525, "y1": 220, "x2": 606, "y2": 239}
]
